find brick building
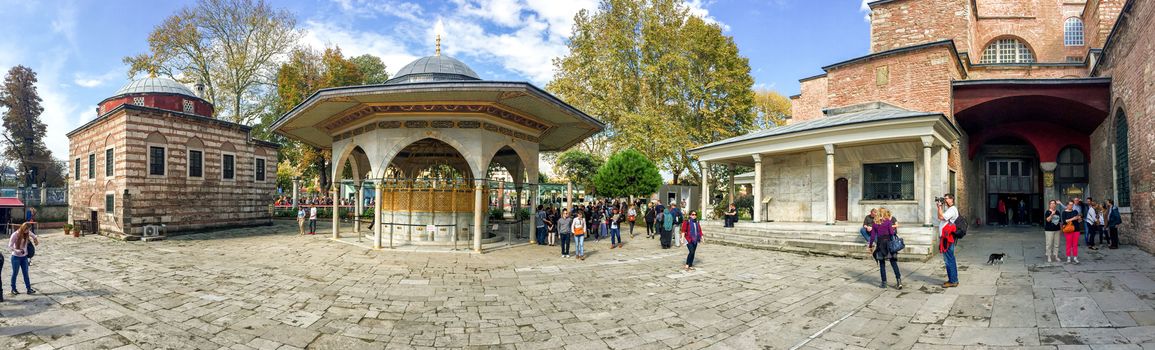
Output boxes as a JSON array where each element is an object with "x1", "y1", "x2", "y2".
[
  {"x1": 692, "y1": 0, "x2": 1153, "y2": 256},
  {"x1": 67, "y1": 76, "x2": 279, "y2": 239}
]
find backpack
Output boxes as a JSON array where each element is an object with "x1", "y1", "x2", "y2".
[
  {"x1": 662, "y1": 212, "x2": 675, "y2": 231},
  {"x1": 953, "y1": 213, "x2": 968, "y2": 239}
]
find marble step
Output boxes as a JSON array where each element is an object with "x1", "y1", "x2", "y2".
[
  {"x1": 702, "y1": 228, "x2": 934, "y2": 261},
  {"x1": 700, "y1": 224, "x2": 936, "y2": 245}
]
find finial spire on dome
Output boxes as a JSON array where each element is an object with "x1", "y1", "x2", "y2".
[{"x1": 436, "y1": 34, "x2": 441, "y2": 56}]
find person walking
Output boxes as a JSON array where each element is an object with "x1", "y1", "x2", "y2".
[
  {"x1": 1061, "y1": 200, "x2": 1082, "y2": 264},
  {"x1": 644, "y1": 205, "x2": 656, "y2": 238},
  {"x1": 609, "y1": 208, "x2": 623, "y2": 249},
  {"x1": 9, "y1": 222, "x2": 38, "y2": 296},
  {"x1": 937, "y1": 194, "x2": 960, "y2": 288},
  {"x1": 1043, "y1": 200, "x2": 1062, "y2": 263},
  {"x1": 682, "y1": 211, "x2": 704, "y2": 271},
  {"x1": 308, "y1": 206, "x2": 318, "y2": 235},
  {"x1": 659, "y1": 207, "x2": 674, "y2": 249},
  {"x1": 558, "y1": 209, "x2": 573, "y2": 258},
  {"x1": 868, "y1": 208, "x2": 902, "y2": 289},
  {"x1": 546, "y1": 207, "x2": 557, "y2": 246},
  {"x1": 627, "y1": 205, "x2": 637, "y2": 237},
  {"x1": 670, "y1": 203, "x2": 684, "y2": 247},
  {"x1": 572, "y1": 211, "x2": 587, "y2": 260},
  {"x1": 1106, "y1": 199, "x2": 1122, "y2": 249},
  {"x1": 297, "y1": 207, "x2": 307, "y2": 235}
]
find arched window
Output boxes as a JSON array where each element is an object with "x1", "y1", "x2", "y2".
[
  {"x1": 1064, "y1": 18, "x2": 1085, "y2": 46},
  {"x1": 1057, "y1": 147, "x2": 1087, "y2": 184},
  {"x1": 1115, "y1": 109, "x2": 1130, "y2": 207},
  {"x1": 980, "y1": 38, "x2": 1036, "y2": 63}
]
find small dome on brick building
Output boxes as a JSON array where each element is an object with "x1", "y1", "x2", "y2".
[
  {"x1": 98, "y1": 76, "x2": 213, "y2": 118},
  {"x1": 113, "y1": 76, "x2": 199, "y2": 97},
  {"x1": 385, "y1": 55, "x2": 481, "y2": 84}
]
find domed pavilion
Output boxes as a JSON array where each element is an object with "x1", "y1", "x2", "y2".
[{"x1": 271, "y1": 49, "x2": 603, "y2": 252}]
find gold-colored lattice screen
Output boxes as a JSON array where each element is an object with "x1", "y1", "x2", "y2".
[{"x1": 379, "y1": 180, "x2": 486, "y2": 213}]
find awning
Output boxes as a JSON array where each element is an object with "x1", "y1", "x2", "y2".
[{"x1": 0, "y1": 197, "x2": 24, "y2": 208}]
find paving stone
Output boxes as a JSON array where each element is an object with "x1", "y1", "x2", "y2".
[{"x1": 1056, "y1": 297, "x2": 1112, "y2": 327}]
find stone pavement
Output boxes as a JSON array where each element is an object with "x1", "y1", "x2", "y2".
[{"x1": 1, "y1": 222, "x2": 1154, "y2": 349}]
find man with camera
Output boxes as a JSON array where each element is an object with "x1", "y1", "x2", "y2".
[{"x1": 937, "y1": 194, "x2": 959, "y2": 288}]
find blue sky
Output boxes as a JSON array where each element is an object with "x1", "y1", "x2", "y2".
[{"x1": 0, "y1": 0, "x2": 871, "y2": 159}]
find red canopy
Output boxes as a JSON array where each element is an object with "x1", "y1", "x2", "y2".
[{"x1": 0, "y1": 198, "x2": 25, "y2": 208}]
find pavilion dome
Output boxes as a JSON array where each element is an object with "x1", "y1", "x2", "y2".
[
  {"x1": 112, "y1": 76, "x2": 199, "y2": 98},
  {"x1": 386, "y1": 55, "x2": 481, "y2": 84}
]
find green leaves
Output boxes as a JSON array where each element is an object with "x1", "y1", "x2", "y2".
[
  {"x1": 592, "y1": 149, "x2": 663, "y2": 199},
  {"x1": 548, "y1": 0, "x2": 756, "y2": 183},
  {"x1": 555, "y1": 150, "x2": 603, "y2": 192}
]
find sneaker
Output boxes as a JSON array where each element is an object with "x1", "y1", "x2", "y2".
[
  {"x1": 26, "y1": 289, "x2": 35, "y2": 295},
  {"x1": 1073, "y1": 257, "x2": 1080, "y2": 264},
  {"x1": 879, "y1": 281, "x2": 887, "y2": 289},
  {"x1": 942, "y1": 282, "x2": 958, "y2": 288},
  {"x1": 1067, "y1": 257, "x2": 1073, "y2": 263},
  {"x1": 1047, "y1": 256, "x2": 1054, "y2": 263},
  {"x1": 9, "y1": 291, "x2": 16, "y2": 296},
  {"x1": 895, "y1": 280, "x2": 904, "y2": 290}
]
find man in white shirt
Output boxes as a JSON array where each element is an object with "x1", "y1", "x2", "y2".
[
  {"x1": 308, "y1": 206, "x2": 318, "y2": 235},
  {"x1": 937, "y1": 194, "x2": 959, "y2": 288}
]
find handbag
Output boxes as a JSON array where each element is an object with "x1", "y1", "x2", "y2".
[
  {"x1": 1061, "y1": 222, "x2": 1075, "y2": 234},
  {"x1": 887, "y1": 235, "x2": 905, "y2": 253}
]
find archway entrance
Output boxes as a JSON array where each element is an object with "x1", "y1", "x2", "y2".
[
  {"x1": 977, "y1": 137, "x2": 1041, "y2": 226},
  {"x1": 835, "y1": 178, "x2": 848, "y2": 221}
]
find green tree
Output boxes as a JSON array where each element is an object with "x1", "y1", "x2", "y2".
[
  {"x1": 124, "y1": 0, "x2": 301, "y2": 125},
  {"x1": 754, "y1": 89, "x2": 791, "y2": 129},
  {"x1": 350, "y1": 54, "x2": 390, "y2": 84},
  {"x1": 0, "y1": 65, "x2": 61, "y2": 186},
  {"x1": 592, "y1": 149, "x2": 663, "y2": 199},
  {"x1": 555, "y1": 150, "x2": 603, "y2": 193},
  {"x1": 549, "y1": 0, "x2": 755, "y2": 184}
]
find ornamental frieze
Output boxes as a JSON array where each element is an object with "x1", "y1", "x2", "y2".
[
  {"x1": 322, "y1": 103, "x2": 551, "y2": 132},
  {"x1": 332, "y1": 120, "x2": 540, "y2": 144}
]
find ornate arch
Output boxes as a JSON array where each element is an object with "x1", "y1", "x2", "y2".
[{"x1": 372, "y1": 132, "x2": 483, "y2": 180}]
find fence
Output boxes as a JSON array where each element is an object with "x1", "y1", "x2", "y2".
[{"x1": 0, "y1": 187, "x2": 68, "y2": 206}]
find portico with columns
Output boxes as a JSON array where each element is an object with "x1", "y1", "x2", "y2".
[{"x1": 691, "y1": 102, "x2": 960, "y2": 259}]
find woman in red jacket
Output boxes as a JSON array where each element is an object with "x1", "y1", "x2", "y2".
[{"x1": 682, "y1": 211, "x2": 704, "y2": 271}]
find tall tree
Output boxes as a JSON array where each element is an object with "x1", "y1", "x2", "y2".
[
  {"x1": 548, "y1": 0, "x2": 755, "y2": 184},
  {"x1": 124, "y1": 0, "x2": 300, "y2": 125},
  {"x1": 270, "y1": 47, "x2": 384, "y2": 189},
  {"x1": 592, "y1": 149, "x2": 663, "y2": 199},
  {"x1": 753, "y1": 89, "x2": 791, "y2": 129},
  {"x1": 0, "y1": 65, "x2": 57, "y2": 186},
  {"x1": 554, "y1": 150, "x2": 603, "y2": 193},
  {"x1": 350, "y1": 54, "x2": 390, "y2": 84}
]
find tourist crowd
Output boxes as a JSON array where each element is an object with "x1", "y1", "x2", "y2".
[
  {"x1": 274, "y1": 196, "x2": 373, "y2": 207},
  {"x1": 535, "y1": 199, "x2": 703, "y2": 271}
]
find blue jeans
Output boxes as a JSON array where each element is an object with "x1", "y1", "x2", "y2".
[
  {"x1": 309, "y1": 219, "x2": 317, "y2": 233},
  {"x1": 859, "y1": 227, "x2": 870, "y2": 242},
  {"x1": 943, "y1": 243, "x2": 958, "y2": 283},
  {"x1": 11, "y1": 255, "x2": 31, "y2": 291},
  {"x1": 575, "y1": 234, "x2": 585, "y2": 256},
  {"x1": 536, "y1": 226, "x2": 547, "y2": 245},
  {"x1": 610, "y1": 228, "x2": 621, "y2": 245},
  {"x1": 686, "y1": 242, "x2": 698, "y2": 266},
  {"x1": 560, "y1": 233, "x2": 571, "y2": 255}
]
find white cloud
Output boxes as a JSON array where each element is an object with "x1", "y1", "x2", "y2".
[
  {"x1": 73, "y1": 70, "x2": 121, "y2": 88},
  {"x1": 300, "y1": 20, "x2": 422, "y2": 76},
  {"x1": 684, "y1": 0, "x2": 729, "y2": 31},
  {"x1": 860, "y1": 0, "x2": 871, "y2": 22}
]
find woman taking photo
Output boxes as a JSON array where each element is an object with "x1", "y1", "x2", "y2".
[
  {"x1": 1061, "y1": 200, "x2": 1082, "y2": 264},
  {"x1": 868, "y1": 208, "x2": 902, "y2": 289},
  {"x1": 9, "y1": 222, "x2": 38, "y2": 296},
  {"x1": 1043, "y1": 200, "x2": 1062, "y2": 263}
]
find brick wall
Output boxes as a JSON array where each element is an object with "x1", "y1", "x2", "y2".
[
  {"x1": 967, "y1": 65, "x2": 1088, "y2": 79},
  {"x1": 825, "y1": 45, "x2": 961, "y2": 116},
  {"x1": 790, "y1": 75, "x2": 828, "y2": 123},
  {"x1": 69, "y1": 106, "x2": 278, "y2": 237},
  {"x1": 972, "y1": 0, "x2": 1088, "y2": 63},
  {"x1": 1092, "y1": 0, "x2": 1154, "y2": 253},
  {"x1": 1085, "y1": 0, "x2": 1125, "y2": 49},
  {"x1": 68, "y1": 112, "x2": 128, "y2": 234},
  {"x1": 870, "y1": 0, "x2": 973, "y2": 53}
]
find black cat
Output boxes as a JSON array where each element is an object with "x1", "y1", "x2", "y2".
[{"x1": 987, "y1": 253, "x2": 1006, "y2": 264}]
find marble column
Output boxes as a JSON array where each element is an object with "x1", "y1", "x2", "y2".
[
  {"x1": 473, "y1": 180, "x2": 484, "y2": 253},
  {"x1": 922, "y1": 136, "x2": 934, "y2": 227},
  {"x1": 374, "y1": 181, "x2": 383, "y2": 249},
  {"x1": 354, "y1": 183, "x2": 363, "y2": 234},
  {"x1": 566, "y1": 182, "x2": 573, "y2": 211},
  {"x1": 824, "y1": 144, "x2": 835, "y2": 225},
  {"x1": 753, "y1": 154, "x2": 763, "y2": 222},
  {"x1": 1041, "y1": 161, "x2": 1058, "y2": 203},
  {"x1": 728, "y1": 164, "x2": 736, "y2": 205},
  {"x1": 331, "y1": 186, "x2": 339, "y2": 239},
  {"x1": 700, "y1": 161, "x2": 710, "y2": 219},
  {"x1": 291, "y1": 177, "x2": 299, "y2": 208}
]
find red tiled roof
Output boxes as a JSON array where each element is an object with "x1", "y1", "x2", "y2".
[{"x1": 0, "y1": 198, "x2": 24, "y2": 207}]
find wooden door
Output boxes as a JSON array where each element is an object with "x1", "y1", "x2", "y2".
[{"x1": 835, "y1": 178, "x2": 848, "y2": 221}]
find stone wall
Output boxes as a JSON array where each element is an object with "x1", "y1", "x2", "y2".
[
  {"x1": 870, "y1": 0, "x2": 972, "y2": 53},
  {"x1": 1090, "y1": 0, "x2": 1154, "y2": 253},
  {"x1": 68, "y1": 108, "x2": 128, "y2": 234},
  {"x1": 967, "y1": 65, "x2": 1089, "y2": 79},
  {"x1": 761, "y1": 150, "x2": 823, "y2": 222},
  {"x1": 69, "y1": 106, "x2": 278, "y2": 236}
]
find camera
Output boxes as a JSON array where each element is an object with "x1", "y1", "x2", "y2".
[{"x1": 934, "y1": 197, "x2": 946, "y2": 203}]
